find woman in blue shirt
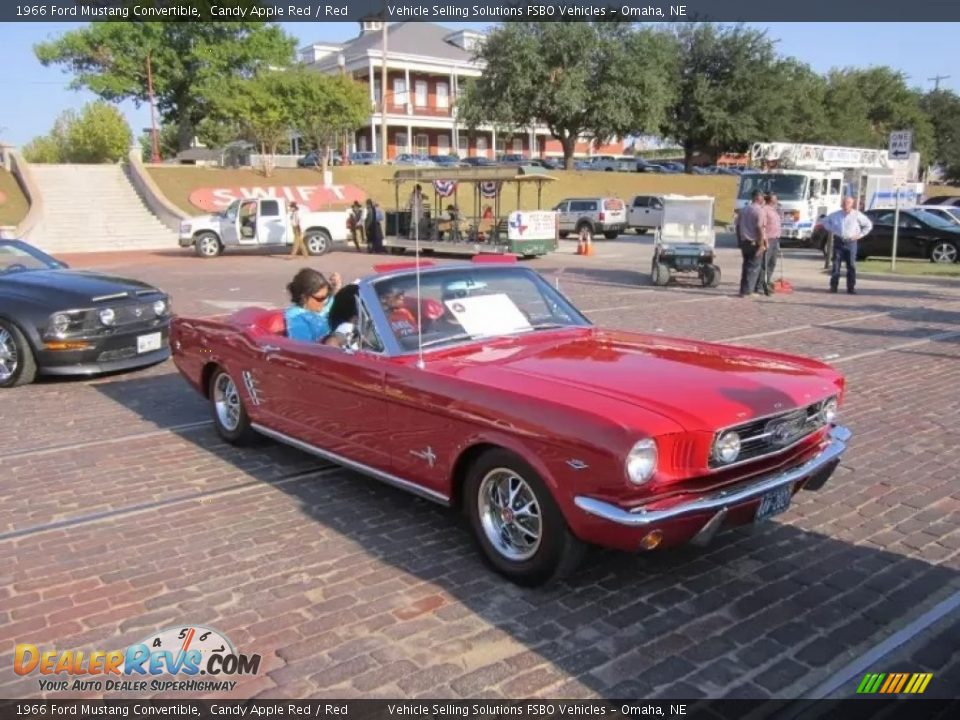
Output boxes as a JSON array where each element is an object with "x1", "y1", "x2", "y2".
[{"x1": 284, "y1": 268, "x2": 341, "y2": 342}]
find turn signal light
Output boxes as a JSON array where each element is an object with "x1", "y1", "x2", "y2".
[
  {"x1": 44, "y1": 341, "x2": 93, "y2": 351},
  {"x1": 639, "y1": 530, "x2": 663, "y2": 551}
]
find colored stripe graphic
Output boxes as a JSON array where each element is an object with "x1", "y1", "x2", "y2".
[{"x1": 857, "y1": 672, "x2": 932, "y2": 694}]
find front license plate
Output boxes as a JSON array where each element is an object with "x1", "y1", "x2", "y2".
[
  {"x1": 755, "y1": 485, "x2": 792, "y2": 523},
  {"x1": 137, "y1": 332, "x2": 162, "y2": 354}
]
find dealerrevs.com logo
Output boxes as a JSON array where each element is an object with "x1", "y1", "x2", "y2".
[{"x1": 15, "y1": 625, "x2": 261, "y2": 693}]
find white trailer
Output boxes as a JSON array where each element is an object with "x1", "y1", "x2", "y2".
[{"x1": 734, "y1": 142, "x2": 923, "y2": 245}]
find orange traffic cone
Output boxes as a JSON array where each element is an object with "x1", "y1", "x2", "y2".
[
  {"x1": 772, "y1": 246, "x2": 793, "y2": 293},
  {"x1": 576, "y1": 234, "x2": 585, "y2": 255},
  {"x1": 584, "y1": 232, "x2": 594, "y2": 256}
]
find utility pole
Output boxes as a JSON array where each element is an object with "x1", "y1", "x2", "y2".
[
  {"x1": 928, "y1": 74, "x2": 951, "y2": 91},
  {"x1": 146, "y1": 51, "x2": 161, "y2": 163},
  {"x1": 380, "y1": 19, "x2": 388, "y2": 165}
]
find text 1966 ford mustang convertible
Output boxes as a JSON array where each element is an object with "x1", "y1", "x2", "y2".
[{"x1": 170, "y1": 260, "x2": 851, "y2": 585}]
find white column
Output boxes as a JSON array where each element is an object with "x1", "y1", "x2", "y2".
[
  {"x1": 407, "y1": 122, "x2": 412, "y2": 153},
  {"x1": 404, "y1": 67, "x2": 411, "y2": 115},
  {"x1": 491, "y1": 127, "x2": 497, "y2": 157},
  {"x1": 450, "y1": 72, "x2": 458, "y2": 155},
  {"x1": 368, "y1": 59, "x2": 375, "y2": 106},
  {"x1": 371, "y1": 123, "x2": 377, "y2": 155},
  {"x1": 529, "y1": 128, "x2": 535, "y2": 157}
]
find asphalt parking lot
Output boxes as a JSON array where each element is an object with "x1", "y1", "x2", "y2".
[{"x1": 2, "y1": 231, "x2": 960, "y2": 700}]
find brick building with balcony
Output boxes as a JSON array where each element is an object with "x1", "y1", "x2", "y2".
[{"x1": 299, "y1": 21, "x2": 625, "y2": 160}]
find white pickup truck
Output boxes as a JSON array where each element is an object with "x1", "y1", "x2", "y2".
[
  {"x1": 178, "y1": 197, "x2": 350, "y2": 258},
  {"x1": 627, "y1": 194, "x2": 664, "y2": 234}
]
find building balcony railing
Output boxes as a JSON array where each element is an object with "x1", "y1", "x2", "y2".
[{"x1": 372, "y1": 92, "x2": 457, "y2": 118}]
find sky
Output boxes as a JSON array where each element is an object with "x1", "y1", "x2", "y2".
[{"x1": 1, "y1": 21, "x2": 958, "y2": 148}]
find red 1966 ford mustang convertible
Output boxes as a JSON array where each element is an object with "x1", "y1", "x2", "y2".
[{"x1": 170, "y1": 260, "x2": 851, "y2": 586}]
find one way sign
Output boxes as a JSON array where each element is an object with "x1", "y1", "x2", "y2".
[{"x1": 889, "y1": 130, "x2": 912, "y2": 160}]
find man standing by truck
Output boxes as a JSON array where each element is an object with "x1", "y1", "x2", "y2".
[
  {"x1": 819, "y1": 195, "x2": 873, "y2": 294},
  {"x1": 756, "y1": 193, "x2": 781, "y2": 295},
  {"x1": 289, "y1": 202, "x2": 307, "y2": 257},
  {"x1": 736, "y1": 190, "x2": 767, "y2": 298}
]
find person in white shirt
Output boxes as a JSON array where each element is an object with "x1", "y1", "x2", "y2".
[
  {"x1": 289, "y1": 202, "x2": 307, "y2": 257},
  {"x1": 819, "y1": 196, "x2": 873, "y2": 294}
]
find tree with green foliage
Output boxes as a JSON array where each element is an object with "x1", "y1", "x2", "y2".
[
  {"x1": 286, "y1": 68, "x2": 370, "y2": 173},
  {"x1": 35, "y1": 21, "x2": 296, "y2": 152},
  {"x1": 920, "y1": 89, "x2": 960, "y2": 183},
  {"x1": 23, "y1": 102, "x2": 131, "y2": 164},
  {"x1": 458, "y1": 22, "x2": 673, "y2": 169},
  {"x1": 821, "y1": 68, "x2": 933, "y2": 160},
  {"x1": 761, "y1": 59, "x2": 829, "y2": 144},
  {"x1": 66, "y1": 102, "x2": 132, "y2": 162},
  {"x1": 661, "y1": 23, "x2": 784, "y2": 170},
  {"x1": 211, "y1": 70, "x2": 297, "y2": 176},
  {"x1": 138, "y1": 124, "x2": 179, "y2": 163}
]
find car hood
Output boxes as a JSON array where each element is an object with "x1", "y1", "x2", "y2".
[
  {"x1": 186, "y1": 214, "x2": 219, "y2": 225},
  {"x1": 1, "y1": 270, "x2": 162, "y2": 306},
  {"x1": 442, "y1": 329, "x2": 841, "y2": 432}
]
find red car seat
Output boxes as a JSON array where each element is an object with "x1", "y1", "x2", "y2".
[{"x1": 252, "y1": 309, "x2": 287, "y2": 336}]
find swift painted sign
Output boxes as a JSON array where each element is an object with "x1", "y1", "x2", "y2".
[{"x1": 189, "y1": 185, "x2": 366, "y2": 212}]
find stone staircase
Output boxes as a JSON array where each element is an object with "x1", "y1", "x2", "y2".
[{"x1": 26, "y1": 164, "x2": 177, "y2": 254}]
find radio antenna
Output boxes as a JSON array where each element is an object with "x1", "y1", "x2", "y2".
[{"x1": 414, "y1": 167, "x2": 425, "y2": 370}]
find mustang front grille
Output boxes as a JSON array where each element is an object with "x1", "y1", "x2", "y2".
[{"x1": 709, "y1": 399, "x2": 832, "y2": 469}]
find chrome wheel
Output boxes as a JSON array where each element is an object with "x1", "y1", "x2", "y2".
[
  {"x1": 197, "y1": 234, "x2": 221, "y2": 258},
  {"x1": 306, "y1": 231, "x2": 331, "y2": 255},
  {"x1": 0, "y1": 327, "x2": 18, "y2": 383},
  {"x1": 477, "y1": 468, "x2": 542, "y2": 562},
  {"x1": 931, "y1": 241, "x2": 958, "y2": 264},
  {"x1": 213, "y1": 373, "x2": 241, "y2": 432}
]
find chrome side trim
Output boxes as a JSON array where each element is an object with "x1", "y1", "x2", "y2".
[
  {"x1": 574, "y1": 424, "x2": 851, "y2": 528},
  {"x1": 251, "y1": 423, "x2": 451, "y2": 506},
  {"x1": 91, "y1": 292, "x2": 130, "y2": 303}
]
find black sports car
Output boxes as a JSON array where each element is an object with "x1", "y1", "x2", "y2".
[
  {"x1": 816, "y1": 209, "x2": 960, "y2": 264},
  {"x1": 0, "y1": 240, "x2": 171, "y2": 388}
]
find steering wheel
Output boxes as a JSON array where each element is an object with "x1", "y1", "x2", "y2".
[{"x1": 3, "y1": 263, "x2": 28, "y2": 273}]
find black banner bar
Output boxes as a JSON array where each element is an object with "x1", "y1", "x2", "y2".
[
  {"x1": 1, "y1": 700, "x2": 960, "y2": 720},
  {"x1": 1, "y1": 0, "x2": 959, "y2": 23}
]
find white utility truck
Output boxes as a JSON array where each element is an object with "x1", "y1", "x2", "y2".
[
  {"x1": 179, "y1": 197, "x2": 350, "y2": 258},
  {"x1": 734, "y1": 142, "x2": 924, "y2": 246}
]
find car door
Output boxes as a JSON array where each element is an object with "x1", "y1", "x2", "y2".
[
  {"x1": 255, "y1": 332, "x2": 393, "y2": 473},
  {"x1": 220, "y1": 200, "x2": 241, "y2": 246},
  {"x1": 895, "y1": 213, "x2": 929, "y2": 258},
  {"x1": 554, "y1": 201, "x2": 571, "y2": 232},
  {"x1": 861, "y1": 211, "x2": 893, "y2": 259},
  {"x1": 256, "y1": 200, "x2": 287, "y2": 245},
  {"x1": 648, "y1": 196, "x2": 664, "y2": 228},
  {"x1": 629, "y1": 196, "x2": 647, "y2": 226}
]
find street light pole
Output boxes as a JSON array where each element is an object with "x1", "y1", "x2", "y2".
[
  {"x1": 380, "y1": 20, "x2": 388, "y2": 165},
  {"x1": 338, "y1": 53, "x2": 348, "y2": 165},
  {"x1": 146, "y1": 51, "x2": 161, "y2": 163}
]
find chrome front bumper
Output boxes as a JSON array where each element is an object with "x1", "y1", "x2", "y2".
[{"x1": 574, "y1": 425, "x2": 851, "y2": 528}]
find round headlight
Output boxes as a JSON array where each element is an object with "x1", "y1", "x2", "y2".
[
  {"x1": 49, "y1": 313, "x2": 70, "y2": 337},
  {"x1": 714, "y1": 431, "x2": 741, "y2": 464},
  {"x1": 821, "y1": 397, "x2": 839, "y2": 425},
  {"x1": 153, "y1": 299, "x2": 167, "y2": 316},
  {"x1": 99, "y1": 308, "x2": 115, "y2": 326},
  {"x1": 626, "y1": 438, "x2": 658, "y2": 485}
]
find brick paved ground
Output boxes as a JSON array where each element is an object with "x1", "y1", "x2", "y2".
[{"x1": 1, "y1": 233, "x2": 959, "y2": 700}]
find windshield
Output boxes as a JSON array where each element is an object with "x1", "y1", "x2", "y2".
[
  {"x1": 738, "y1": 174, "x2": 807, "y2": 201},
  {"x1": 372, "y1": 267, "x2": 590, "y2": 352},
  {"x1": 0, "y1": 241, "x2": 61, "y2": 274},
  {"x1": 914, "y1": 209, "x2": 960, "y2": 229}
]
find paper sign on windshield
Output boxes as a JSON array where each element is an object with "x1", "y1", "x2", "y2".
[{"x1": 445, "y1": 294, "x2": 532, "y2": 338}]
